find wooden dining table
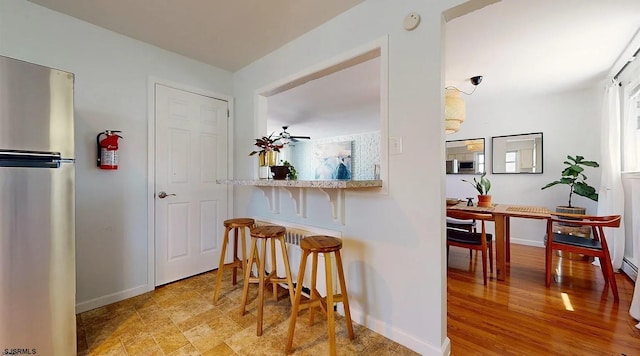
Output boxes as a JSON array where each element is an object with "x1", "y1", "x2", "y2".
[{"x1": 447, "y1": 203, "x2": 551, "y2": 281}]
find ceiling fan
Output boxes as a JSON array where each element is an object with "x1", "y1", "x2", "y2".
[{"x1": 277, "y1": 126, "x2": 310, "y2": 143}]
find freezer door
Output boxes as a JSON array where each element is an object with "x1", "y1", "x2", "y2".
[
  {"x1": 0, "y1": 163, "x2": 75, "y2": 355},
  {"x1": 0, "y1": 55, "x2": 74, "y2": 158}
]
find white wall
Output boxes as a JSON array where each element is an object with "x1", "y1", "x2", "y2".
[
  {"x1": 232, "y1": 1, "x2": 465, "y2": 354},
  {"x1": 0, "y1": 0, "x2": 233, "y2": 311},
  {"x1": 446, "y1": 88, "x2": 602, "y2": 245}
]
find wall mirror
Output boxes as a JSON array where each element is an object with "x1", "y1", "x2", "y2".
[
  {"x1": 445, "y1": 138, "x2": 485, "y2": 174},
  {"x1": 492, "y1": 132, "x2": 543, "y2": 174}
]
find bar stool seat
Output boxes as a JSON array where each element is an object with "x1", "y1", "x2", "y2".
[
  {"x1": 240, "y1": 225, "x2": 295, "y2": 336},
  {"x1": 213, "y1": 218, "x2": 254, "y2": 303},
  {"x1": 286, "y1": 235, "x2": 354, "y2": 355}
]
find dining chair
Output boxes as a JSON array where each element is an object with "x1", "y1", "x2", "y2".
[
  {"x1": 446, "y1": 216, "x2": 477, "y2": 258},
  {"x1": 545, "y1": 214, "x2": 621, "y2": 301},
  {"x1": 446, "y1": 216, "x2": 477, "y2": 232},
  {"x1": 446, "y1": 210, "x2": 493, "y2": 285}
]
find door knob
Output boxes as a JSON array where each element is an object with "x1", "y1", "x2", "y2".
[{"x1": 157, "y1": 191, "x2": 176, "y2": 199}]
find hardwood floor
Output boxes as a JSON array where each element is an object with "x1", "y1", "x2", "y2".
[{"x1": 447, "y1": 244, "x2": 640, "y2": 355}]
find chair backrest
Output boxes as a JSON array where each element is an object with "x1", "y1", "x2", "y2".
[
  {"x1": 546, "y1": 214, "x2": 621, "y2": 249},
  {"x1": 446, "y1": 217, "x2": 476, "y2": 232},
  {"x1": 548, "y1": 213, "x2": 621, "y2": 228},
  {"x1": 446, "y1": 210, "x2": 492, "y2": 222},
  {"x1": 446, "y1": 210, "x2": 492, "y2": 237}
]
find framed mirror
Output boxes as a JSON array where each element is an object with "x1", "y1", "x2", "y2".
[
  {"x1": 445, "y1": 138, "x2": 485, "y2": 174},
  {"x1": 492, "y1": 132, "x2": 543, "y2": 174}
]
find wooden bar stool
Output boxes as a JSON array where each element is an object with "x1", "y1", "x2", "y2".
[
  {"x1": 239, "y1": 225, "x2": 295, "y2": 336},
  {"x1": 213, "y1": 218, "x2": 254, "y2": 303},
  {"x1": 286, "y1": 235, "x2": 354, "y2": 355}
]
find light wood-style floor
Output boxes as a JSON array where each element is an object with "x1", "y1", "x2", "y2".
[
  {"x1": 76, "y1": 268, "x2": 417, "y2": 355},
  {"x1": 447, "y1": 244, "x2": 640, "y2": 355},
  {"x1": 77, "y1": 243, "x2": 640, "y2": 355}
]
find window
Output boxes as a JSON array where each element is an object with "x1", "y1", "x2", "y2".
[
  {"x1": 477, "y1": 153, "x2": 485, "y2": 173},
  {"x1": 623, "y1": 84, "x2": 640, "y2": 172},
  {"x1": 505, "y1": 151, "x2": 517, "y2": 173}
]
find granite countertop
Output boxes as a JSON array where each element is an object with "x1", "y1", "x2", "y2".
[{"x1": 216, "y1": 179, "x2": 382, "y2": 189}]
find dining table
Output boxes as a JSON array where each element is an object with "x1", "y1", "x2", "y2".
[{"x1": 447, "y1": 202, "x2": 551, "y2": 281}]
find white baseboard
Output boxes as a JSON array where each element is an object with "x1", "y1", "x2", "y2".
[
  {"x1": 510, "y1": 238, "x2": 544, "y2": 248},
  {"x1": 347, "y1": 307, "x2": 446, "y2": 356},
  {"x1": 441, "y1": 337, "x2": 451, "y2": 355},
  {"x1": 75, "y1": 284, "x2": 153, "y2": 314},
  {"x1": 621, "y1": 258, "x2": 638, "y2": 281}
]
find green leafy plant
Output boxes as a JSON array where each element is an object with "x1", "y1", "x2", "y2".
[
  {"x1": 248, "y1": 132, "x2": 283, "y2": 156},
  {"x1": 462, "y1": 172, "x2": 491, "y2": 195},
  {"x1": 282, "y1": 160, "x2": 297, "y2": 180},
  {"x1": 541, "y1": 155, "x2": 599, "y2": 208}
]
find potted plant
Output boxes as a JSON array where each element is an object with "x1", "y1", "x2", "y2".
[
  {"x1": 462, "y1": 172, "x2": 492, "y2": 207},
  {"x1": 282, "y1": 160, "x2": 297, "y2": 180},
  {"x1": 541, "y1": 155, "x2": 599, "y2": 213},
  {"x1": 249, "y1": 132, "x2": 284, "y2": 167},
  {"x1": 269, "y1": 160, "x2": 297, "y2": 180}
]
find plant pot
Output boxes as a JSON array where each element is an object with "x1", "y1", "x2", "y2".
[
  {"x1": 477, "y1": 195, "x2": 492, "y2": 207},
  {"x1": 270, "y1": 165, "x2": 289, "y2": 180},
  {"x1": 555, "y1": 206, "x2": 586, "y2": 226},
  {"x1": 258, "y1": 151, "x2": 279, "y2": 167},
  {"x1": 555, "y1": 206, "x2": 586, "y2": 215}
]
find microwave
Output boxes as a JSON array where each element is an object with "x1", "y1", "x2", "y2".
[{"x1": 458, "y1": 160, "x2": 475, "y2": 173}]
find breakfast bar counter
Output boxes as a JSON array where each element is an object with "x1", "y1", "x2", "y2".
[
  {"x1": 216, "y1": 179, "x2": 382, "y2": 189},
  {"x1": 217, "y1": 179, "x2": 382, "y2": 224}
]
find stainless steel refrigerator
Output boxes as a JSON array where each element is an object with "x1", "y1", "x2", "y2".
[{"x1": 0, "y1": 55, "x2": 76, "y2": 355}]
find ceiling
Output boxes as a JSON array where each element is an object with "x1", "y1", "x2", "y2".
[
  {"x1": 27, "y1": 0, "x2": 640, "y2": 139},
  {"x1": 445, "y1": 0, "x2": 640, "y2": 96},
  {"x1": 26, "y1": 0, "x2": 364, "y2": 72}
]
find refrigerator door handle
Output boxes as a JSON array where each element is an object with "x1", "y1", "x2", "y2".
[{"x1": 0, "y1": 149, "x2": 63, "y2": 168}]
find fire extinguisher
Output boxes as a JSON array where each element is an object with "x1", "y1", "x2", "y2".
[{"x1": 96, "y1": 130, "x2": 123, "y2": 169}]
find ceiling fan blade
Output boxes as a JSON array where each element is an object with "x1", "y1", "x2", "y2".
[{"x1": 290, "y1": 135, "x2": 311, "y2": 140}]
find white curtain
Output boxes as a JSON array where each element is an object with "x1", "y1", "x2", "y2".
[
  {"x1": 632, "y1": 219, "x2": 640, "y2": 329},
  {"x1": 627, "y1": 89, "x2": 640, "y2": 329},
  {"x1": 597, "y1": 82, "x2": 625, "y2": 270}
]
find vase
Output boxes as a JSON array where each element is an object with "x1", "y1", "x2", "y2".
[
  {"x1": 258, "y1": 151, "x2": 267, "y2": 166},
  {"x1": 477, "y1": 194, "x2": 492, "y2": 207},
  {"x1": 258, "y1": 151, "x2": 279, "y2": 179},
  {"x1": 266, "y1": 151, "x2": 278, "y2": 166}
]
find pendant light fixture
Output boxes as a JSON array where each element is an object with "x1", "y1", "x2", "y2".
[
  {"x1": 445, "y1": 75, "x2": 483, "y2": 134},
  {"x1": 445, "y1": 89, "x2": 465, "y2": 134}
]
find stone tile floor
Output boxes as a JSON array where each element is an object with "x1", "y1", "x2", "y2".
[{"x1": 77, "y1": 269, "x2": 418, "y2": 355}]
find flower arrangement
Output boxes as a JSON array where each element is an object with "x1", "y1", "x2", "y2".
[{"x1": 248, "y1": 132, "x2": 284, "y2": 156}]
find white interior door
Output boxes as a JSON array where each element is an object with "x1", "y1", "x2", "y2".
[{"x1": 154, "y1": 83, "x2": 228, "y2": 286}]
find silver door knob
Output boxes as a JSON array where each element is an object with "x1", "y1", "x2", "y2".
[{"x1": 157, "y1": 191, "x2": 176, "y2": 199}]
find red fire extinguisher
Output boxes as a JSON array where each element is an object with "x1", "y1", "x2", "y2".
[{"x1": 96, "y1": 130, "x2": 123, "y2": 169}]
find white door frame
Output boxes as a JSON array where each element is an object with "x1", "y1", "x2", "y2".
[{"x1": 146, "y1": 77, "x2": 234, "y2": 291}]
